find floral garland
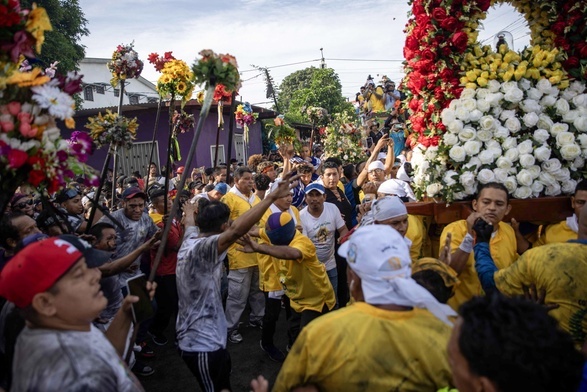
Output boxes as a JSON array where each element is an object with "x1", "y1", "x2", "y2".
[
  {"x1": 235, "y1": 102, "x2": 258, "y2": 143},
  {"x1": 322, "y1": 112, "x2": 365, "y2": 164},
  {"x1": 192, "y1": 50, "x2": 241, "y2": 92},
  {"x1": 107, "y1": 42, "x2": 144, "y2": 88},
  {"x1": 306, "y1": 106, "x2": 330, "y2": 125},
  {"x1": 148, "y1": 52, "x2": 195, "y2": 107},
  {"x1": 0, "y1": 1, "x2": 98, "y2": 199},
  {"x1": 267, "y1": 115, "x2": 300, "y2": 150},
  {"x1": 85, "y1": 109, "x2": 138, "y2": 150}
]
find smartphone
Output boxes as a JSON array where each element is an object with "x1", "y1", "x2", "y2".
[
  {"x1": 366, "y1": 137, "x2": 373, "y2": 148},
  {"x1": 125, "y1": 274, "x2": 155, "y2": 324}
]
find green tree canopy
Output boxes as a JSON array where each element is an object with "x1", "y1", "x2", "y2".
[
  {"x1": 21, "y1": 0, "x2": 89, "y2": 74},
  {"x1": 277, "y1": 67, "x2": 355, "y2": 124}
]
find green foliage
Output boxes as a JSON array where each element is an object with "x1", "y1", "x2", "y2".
[
  {"x1": 21, "y1": 0, "x2": 89, "y2": 74},
  {"x1": 280, "y1": 67, "x2": 356, "y2": 125}
]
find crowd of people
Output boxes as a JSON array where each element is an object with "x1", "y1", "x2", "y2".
[{"x1": 0, "y1": 103, "x2": 587, "y2": 391}]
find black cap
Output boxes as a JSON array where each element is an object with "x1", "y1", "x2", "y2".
[{"x1": 57, "y1": 234, "x2": 111, "y2": 268}]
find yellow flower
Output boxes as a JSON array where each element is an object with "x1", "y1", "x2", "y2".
[
  {"x1": 6, "y1": 68, "x2": 50, "y2": 87},
  {"x1": 476, "y1": 77, "x2": 488, "y2": 87},
  {"x1": 466, "y1": 70, "x2": 477, "y2": 82},
  {"x1": 176, "y1": 81, "x2": 187, "y2": 94},
  {"x1": 25, "y1": 5, "x2": 52, "y2": 53},
  {"x1": 65, "y1": 117, "x2": 75, "y2": 129}
]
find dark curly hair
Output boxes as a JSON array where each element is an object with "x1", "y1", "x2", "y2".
[
  {"x1": 254, "y1": 173, "x2": 271, "y2": 191},
  {"x1": 458, "y1": 294, "x2": 583, "y2": 392}
]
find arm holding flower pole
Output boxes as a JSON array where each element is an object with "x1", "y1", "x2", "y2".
[{"x1": 357, "y1": 134, "x2": 390, "y2": 187}]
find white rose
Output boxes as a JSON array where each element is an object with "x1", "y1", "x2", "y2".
[
  {"x1": 516, "y1": 169, "x2": 533, "y2": 186},
  {"x1": 574, "y1": 116, "x2": 587, "y2": 132},
  {"x1": 500, "y1": 109, "x2": 516, "y2": 121},
  {"x1": 478, "y1": 116, "x2": 495, "y2": 131},
  {"x1": 501, "y1": 136, "x2": 517, "y2": 150},
  {"x1": 425, "y1": 146, "x2": 439, "y2": 160},
  {"x1": 540, "y1": 94, "x2": 557, "y2": 107},
  {"x1": 503, "y1": 176, "x2": 518, "y2": 193},
  {"x1": 545, "y1": 183, "x2": 561, "y2": 196},
  {"x1": 476, "y1": 89, "x2": 489, "y2": 100},
  {"x1": 469, "y1": 109, "x2": 484, "y2": 122},
  {"x1": 449, "y1": 145, "x2": 466, "y2": 162},
  {"x1": 519, "y1": 78, "x2": 532, "y2": 91},
  {"x1": 526, "y1": 88, "x2": 543, "y2": 101},
  {"x1": 459, "y1": 127, "x2": 477, "y2": 142},
  {"x1": 443, "y1": 132, "x2": 459, "y2": 146},
  {"x1": 460, "y1": 171, "x2": 476, "y2": 188},
  {"x1": 479, "y1": 149, "x2": 496, "y2": 165},
  {"x1": 573, "y1": 157, "x2": 585, "y2": 170},
  {"x1": 485, "y1": 140, "x2": 500, "y2": 150},
  {"x1": 492, "y1": 106, "x2": 504, "y2": 118},
  {"x1": 504, "y1": 148, "x2": 519, "y2": 162},
  {"x1": 527, "y1": 165, "x2": 541, "y2": 179},
  {"x1": 536, "y1": 78, "x2": 552, "y2": 94},
  {"x1": 539, "y1": 171, "x2": 557, "y2": 186},
  {"x1": 487, "y1": 80, "x2": 501, "y2": 93},
  {"x1": 464, "y1": 140, "x2": 482, "y2": 156},
  {"x1": 494, "y1": 126, "x2": 509, "y2": 139},
  {"x1": 493, "y1": 168, "x2": 508, "y2": 182},
  {"x1": 477, "y1": 129, "x2": 494, "y2": 142},
  {"x1": 448, "y1": 100, "x2": 459, "y2": 110},
  {"x1": 546, "y1": 86, "x2": 560, "y2": 97},
  {"x1": 501, "y1": 81, "x2": 518, "y2": 93},
  {"x1": 452, "y1": 192, "x2": 467, "y2": 201},
  {"x1": 562, "y1": 179, "x2": 578, "y2": 194},
  {"x1": 518, "y1": 140, "x2": 533, "y2": 155},
  {"x1": 426, "y1": 183, "x2": 443, "y2": 197},
  {"x1": 462, "y1": 98, "x2": 477, "y2": 112},
  {"x1": 560, "y1": 144, "x2": 582, "y2": 160},
  {"x1": 536, "y1": 114, "x2": 554, "y2": 130},
  {"x1": 556, "y1": 98, "x2": 570, "y2": 115},
  {"x1": 455, "y1": 107, "x2": 471, "y2": 122},
  {"x1": 519, "y1": 154, "x2": 535, "y2": 168},
  {"x1": 447, "y1": 119, "x2": 464, "y2": 134},
  {"x1": 521, "y1": 99, "x2": 541, "y2": 113},
  {"x1": 522, "y1": 112, "x2": 539, "y2": 127},
  {"x1": 464, "y1": 186, "x2": 477, "y2": 196},
  {"x1": 443, "y1": 170, "x2": 458, "y2": 186},
  {"x1": 505, "y1": 117, "x2": 522, "y2": 133},
  {"x1": 550, "y1": 122, "x2": 569, "y2": 136},
  {"x1": 489, "y1": 147, "x2": 503, "y2": 159},
  {"x1": 541, "y1": 158, "x2": 562, "y2": 173},
  {"x1": 477, "y1": 168, "x2": 495, "y2": 184},
  {"x1": 570, "y1": 81, "x2": 587, "y2": 94},
  {"x1": 485, "y1": 92, "x2": 504, "y2": 107},
  {"x1": 441, "y1": 108, "x2": 457, "y2": 125},
  {"x1": 572, "y1": 94, "x2": 587, "y2": 108},
  {"x1": 464, "y1": 157, "x2": 482, "y2": 170},
  {"x1": 513, "y1": 186, "x2": 532, "y2": 199},
  {"x1": 556, "y1": 131, "x2": 575, "y2": 147},
  {"x1": 533, "y1": 129, "x2": 550, "y2": 144},
  {"x1": 578, "y1": 134, "x2": 587, "y2": 147},
  {"x1": 562, "y1": 110, "x2": 579, "y2": 123},
  {"x1": 460, "y1": 88, "x2": 476, "y2": 100},
  {"x1": 496, "y1": 156, "x2": 513, "y2": 170},
  {"x1": 476, "y1": 99, "x2": 490, "y2": 113},
  {"x1": 531, "y1": 181, "x2": 544, "y2": 195},
  {"x1": 504, "y1": 88, "x2": 524, "y2": 104}
]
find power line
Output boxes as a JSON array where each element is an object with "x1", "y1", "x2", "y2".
[
  {"x1": 326, "y1": 58, "x2": 404, "y2": 62},
  {"x1": 240, "y1": 59, "x2": 320, "y2": 73}
]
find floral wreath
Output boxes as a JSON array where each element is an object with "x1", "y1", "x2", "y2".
[
  {"x1": 108, "y1": 42, "x2": 144, "y2": 88},
  {"x1": 403, "y1": 0, "x2": 587, "y2": 202}
]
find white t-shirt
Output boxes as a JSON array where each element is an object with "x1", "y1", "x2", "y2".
[
  {"x1": 300, "y1": 202, "x2": 345, "y2": 271},
  {"x1": 12, "y1": 325, "x2": 143, "y2": 392},
  {"x1": 176, "y1": 228, "x2": 228, "y2": 352}
]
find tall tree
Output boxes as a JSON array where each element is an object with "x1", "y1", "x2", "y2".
[
  {"x1": 278, "y1": 67, "x2": 355, "y2": 124},
  {"x1": 21, "y1": 0, "x2": 89, "y2": 73}
]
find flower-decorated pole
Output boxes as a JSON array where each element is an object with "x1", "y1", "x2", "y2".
[{"x1": 149, "y1": 50, "x2": 241, "y2": 282}]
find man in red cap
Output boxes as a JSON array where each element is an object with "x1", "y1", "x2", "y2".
[{"x1": 0, "y1": 236, "x2": 154, "y2": 391}]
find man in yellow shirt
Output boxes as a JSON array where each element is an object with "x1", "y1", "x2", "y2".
[
  {"x1": 272, "y1": 224, "x2": 455, "y2": 391},
  {"x1": 473, "y1": 202, "x2": 587, "y2": 346},
  {"x1": 440, "y1": 182, "x2": 518, "y2": 311},
  {"x1": 238, "y1": 212, "x2": 336, "y2": 344},
  {"x1": 532, "y1": 180, "x2": 587, "y2": 247},
  {"x1": 221, "y1": 167, "x2": 265, "y2": 344}
]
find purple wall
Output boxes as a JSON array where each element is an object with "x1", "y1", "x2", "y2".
[{"x1": 70, "y1": 102, "x2": 263, "y2": 175}]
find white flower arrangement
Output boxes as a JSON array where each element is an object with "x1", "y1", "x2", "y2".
[{"x1": 412, "y1": 78, "x2": 587, "y2": 202}]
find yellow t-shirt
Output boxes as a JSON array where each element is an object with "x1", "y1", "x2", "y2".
[
  {"x1": 406, "y1": 214, "x2": 426, "y2": 262},
  {"x1": 440, "y1": 220, "x2": 518, "y2": 310},
  {"x1": 273, "y1": 302, "x2": 453, "y2": 392},
  {"x1": 221, "y1": 192, "x2": 261, "y2": 270},
  {"x1": 533, "y1": 220, "x2": 577, "y2": 247},
  {"x1": 367, "y1": 86, "x2": 386, "y2": 113},
  {"x1": 260, "y1": 230, "x2": 335, "y2": 313},
  {"x1": 494, "y1": 241, "x2": 587, "y2": 345},
  {"x1": 257, "y1": 206, "x2": 301, "y2": 292},
  {"x1": 149, "y1": 212, "x2": 163, "y2": 225}
]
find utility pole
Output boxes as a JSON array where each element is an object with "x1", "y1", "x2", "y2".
[{"x1": 320, "y1": 48, "x2": 326, "y2": 69}]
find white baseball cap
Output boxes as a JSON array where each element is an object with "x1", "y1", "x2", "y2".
[{"x1": 368, "y1": 161, "x2": 385, "y2": 172}]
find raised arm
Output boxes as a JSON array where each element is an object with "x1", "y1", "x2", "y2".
[{"x1": 357, "y1": 134, "x2": 390, "y2": 187}]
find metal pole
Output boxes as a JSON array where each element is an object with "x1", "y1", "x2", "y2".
[
  {"x1": 163, "y1": 99, "x2": 176, "y2": 216},
  {"x1": 226, "y1": 92, "x2": 237, "y2": 180},
  {"x1": 111, "y1": 80, "x2": 126, "y2": 209},
  {"x1": 144, "y1": 97, "x2": 163, "y2": 190}
]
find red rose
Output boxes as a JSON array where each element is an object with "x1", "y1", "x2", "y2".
[
  {"x1": 439, "y1": 69, "x2": 453, "y2": 80},
  {"x1": 451, "y1": 31, "x2": 469, "y2": 52},
  {"x1": 404, "y1": 47, "x2": 416, "y2": 60},
  {"x1": 432, "y1": 7, "x2": 447, "y2": 22},
  {"x1": 578, "y1": 43, "x2": 587, "y2": 59},
  {"x1": 28, "y1": 170, "x2": 46, "y2": 186},
  {"x1": 411, "y1": 116, "x2": 425, "y2": 133},
  {"x1": 440, "y1": 16, "x2": 459, "y2": 31},
  {"x1": 563, "y1": 57, "x2": 580, "y2": 69},
  {"x1": 412, "y1": 3, "x2": 426, "y2": 16},
  {"x1": 409, "y1": 98, "x2": 422, "y2": 112},
  {"x1": 554, "y1": 37, "x2": 570, "y2": 51},
  {"x1": 441, "y1": 46, "x2": 453, "y2": 56},
  {"x1": 476, "y1": 0, "x2": 491, "y2": 11},
  {"x1": 7, "y1": 149, "x2": 28, "y2": 169},
  {"x1": 416, "y1": 14, "x2": 432, "y2": 28},
  {"x1": 550, "y1": 21, "x2": 566, "y2": 35},
  {"x1": 406, "y1": 35, "x2": 419, "y2": 51},
  {"x1": 434, "y1": 87, "x2": 444, "y2": 100}
]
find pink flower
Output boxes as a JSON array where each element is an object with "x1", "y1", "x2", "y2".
[
  {"x1": 7, "y1": 101, "x2": 21, "y2": 116},
  {"x1": 19, "y1": 122, "x2": 37, "y2": 137},
  {"x1": 0, "y1": 121, "x2": 15, "y2": 132},
  {"x1": 1, "y1": 30, "x2": 35, "y2": 63}
]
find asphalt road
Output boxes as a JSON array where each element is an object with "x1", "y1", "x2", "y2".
[{"x1": 140, "y1": 309, "x2": 288, "y2": 392}]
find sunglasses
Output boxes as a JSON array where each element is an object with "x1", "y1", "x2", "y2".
[{"x1": 15, "y1": 199, "x2": 34, "y2": 209}]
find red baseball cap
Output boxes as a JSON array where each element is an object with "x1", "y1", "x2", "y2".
[{"x1": 0, "y1": 237, "x2": 102, "y2": 308}]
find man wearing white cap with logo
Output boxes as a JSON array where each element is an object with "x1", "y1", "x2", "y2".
[{"x1": 273, "y1": 225, "x2": 455, "y2": 391}]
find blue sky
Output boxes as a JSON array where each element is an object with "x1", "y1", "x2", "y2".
[{"x1": 79, "y1": 0, "x2": 530, "y2": 108}]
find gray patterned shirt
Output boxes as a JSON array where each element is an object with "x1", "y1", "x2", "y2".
[
  {"x1": 12, "y1": 325, "x2": 143, "y2": 392},
  {"x1": 176, "y1": 228, "x2": 227, "y2": 352}
]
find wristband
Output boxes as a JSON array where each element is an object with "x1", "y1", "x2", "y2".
[{"x1": 458, "y1": 233, "x2": 474, "y2": 253}]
